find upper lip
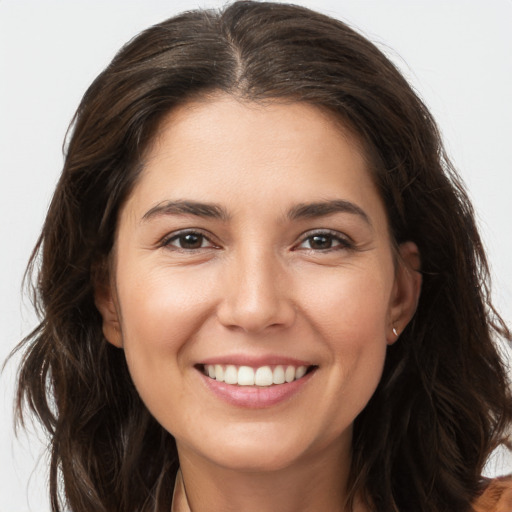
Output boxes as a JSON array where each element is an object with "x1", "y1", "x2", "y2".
[{"x1": 197, "y1": 354, "x2": 316, "y2": 367}]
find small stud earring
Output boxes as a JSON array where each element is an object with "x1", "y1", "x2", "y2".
[{"x1": 392, "y1": 327, "x2": 398, "y2": 337}]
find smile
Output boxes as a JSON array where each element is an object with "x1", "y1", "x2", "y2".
[{"x1": 202, "y1": 364, "x2": 311, "y2": 387}]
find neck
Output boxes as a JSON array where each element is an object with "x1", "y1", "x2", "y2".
[{"x1": 176, "y1": 439, "x2": 367, "y2": 512}]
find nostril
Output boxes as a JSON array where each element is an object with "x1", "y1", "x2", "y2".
[{"x1": 216, "y1": 298, "x2": 297, "y2": 334}]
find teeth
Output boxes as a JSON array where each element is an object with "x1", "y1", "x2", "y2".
[
  {"x1": 272, "y1": 365, "x2": 285, "y2": 385},
  {"x1": 295, "y1": 366, "x2": 307, "y2": 379},
  {"x1": 214, "y1": 364, "x2": 224, "y2": 382},
  {"x1": 255, "y1": 366, "x2": 273, "y2": 386},
  {"x1": 285, "y1": 365, "x2": 296, "y2": 383},
  {"x1": 224, "y1": 365, "x2": 238, "y2": 385},
  {"x1": 238, "y1": 366, "x2": 255, "y2": 386},
  {"x1": 204, "y1": 364, "x2": 310, "y2": 387}
]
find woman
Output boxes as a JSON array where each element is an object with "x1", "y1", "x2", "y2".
[{"x1": 12, "y1": 1, "x2": 512, "y2": 511}]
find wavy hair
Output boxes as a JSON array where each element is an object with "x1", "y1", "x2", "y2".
[{"x1": 12, "y1": 2, "x2": 512, "y2": 511}]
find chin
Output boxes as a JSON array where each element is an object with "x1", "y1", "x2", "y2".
[
  {"x1": 207, "y1": 443, "x2": 304, "y2": 473},
  {"x1": 184, "y1": 419, "x2": 346, "y2": 474}
]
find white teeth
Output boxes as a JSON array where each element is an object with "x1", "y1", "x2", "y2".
[
  {"x1": 272, "y1": 365, "x2": 285, "y2": 385},
  {"x1": 255, "y1": 366, "x2": 273, "y2": 386},
  {"x1": 285, "y1": 365, "x2": 295, "y2": 383},
  {"x1": 238, "y1": 366, "x2": 255, "y2": 386},
  {"x1": 214, "y1": 364, "x2": 224, "y2": 382},
  {"x1": 204, "y1": 364, "x2": 311, "y2": 386},
  {"x1": 224, "y1": 365, "x2": 238, "y2": 384},
  {"x1": 296, "y1": 366, "x2": 307, "y2": 379}
]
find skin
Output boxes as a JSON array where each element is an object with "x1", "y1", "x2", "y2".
[{"x1": 96, "y1": 95, "x2": 421, "y2": 512}]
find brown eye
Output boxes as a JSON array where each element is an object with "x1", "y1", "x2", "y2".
[
  {"x1": 178, "y1": 233, "x2": 204, "y2": 249},
  {"x1": 165, "y1": 232, "x2": 213, "y2": 250},
  {"x1": 308, "y1": 235, "x2": 334, "y2": 250},
  {"x1": 296, "y1": 231, "x2": 352, "y2": 251}
]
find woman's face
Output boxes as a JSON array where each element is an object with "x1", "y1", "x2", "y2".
[{"x1": 98, "y1": 96, "x2": 420, "y2": 474}]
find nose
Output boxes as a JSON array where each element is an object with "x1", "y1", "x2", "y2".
[{"x1": 216, "y1": 247, "x2": 296, "y2": 334}]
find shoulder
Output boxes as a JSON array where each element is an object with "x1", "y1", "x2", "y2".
[{"x1": 472, "y1": 476, "x2": 512, "y2": 512}]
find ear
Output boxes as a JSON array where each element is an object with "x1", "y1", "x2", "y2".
[
  {"x1": 387, "y1": 241, "x2": 422, "y2": 344},
  {"x1": 93, "y1": 268, "x2": 123, "y2": 348}
]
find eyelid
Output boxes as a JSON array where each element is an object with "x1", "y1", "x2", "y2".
[
  {"x1": 158, "y1": 228, "x2": 353, "y2": 252},
  {"x1": 160, "y1": 228, "x2": 219, "y2": 250},
  {"x1": 293, "y1": 229, "x2": 354, "y2": 250}
]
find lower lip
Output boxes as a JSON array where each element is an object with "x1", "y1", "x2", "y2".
[{"x1": 199, "y1": 369, "x2": 316, "y2": 409}]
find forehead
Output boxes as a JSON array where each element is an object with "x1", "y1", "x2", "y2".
[
  {"x1": 122, "y1": 96, "x2": 386, "y2": 227},
  {"x1": 145, "y1": 96, "x2": 368, "y2": 171}
]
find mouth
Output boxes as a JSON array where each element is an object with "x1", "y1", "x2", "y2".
[{"x1": 197, "y1": 364, "x2": 317, "y2": 387}]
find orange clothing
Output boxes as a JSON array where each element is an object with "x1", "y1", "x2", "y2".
[
  {"x1": 171, "y1": 470, "x2": 512, "y2": 512},
  {"x1": 472, "y1": 477, "x2": 512, "y2": 512}
]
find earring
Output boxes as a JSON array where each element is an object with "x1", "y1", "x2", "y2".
[{"x1": 392, "y1": 326, "x2": 399, "y2": 337}]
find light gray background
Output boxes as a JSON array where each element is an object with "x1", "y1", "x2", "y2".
[{"x1": 1, "y1": 1, "x2": 511, "y2": 510}]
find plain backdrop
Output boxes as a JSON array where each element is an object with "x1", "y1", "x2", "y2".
[{"x1": 1, "y1": 1, "x2": 511, "y2": 510}]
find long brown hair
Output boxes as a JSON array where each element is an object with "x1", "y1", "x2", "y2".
[{"x1": 12, "y1": 2, "x2": 512, "y2": 511}]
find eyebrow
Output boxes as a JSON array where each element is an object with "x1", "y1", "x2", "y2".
[
  {"x1": 141, "y1": 198, "x2": 371, "y2": 226},
  {"x1": 287, "y1": 199, "x2": 372, "y2": 226},
  {"x1": 142, "y1": 200, "x2": 229, "y2": 222}
]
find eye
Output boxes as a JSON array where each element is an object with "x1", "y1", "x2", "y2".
[
  {"x1": 296, "y1": 231, "x2": 352, "y2": 251},
  {"x1": 163, "y1": 231, "x2": 216, "y2": 250}
]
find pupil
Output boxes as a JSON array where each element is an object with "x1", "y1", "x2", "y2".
[
  {"x1": 181, "y1": 233, "x2": 202, "y2": 248},
  {"x1": 311, "y1": 235, "x2": 331, "y2": 249}
]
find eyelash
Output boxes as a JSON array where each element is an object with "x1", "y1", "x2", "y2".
[
  {"x1": 161, "y1": 229, "x2": 218, "y2": 251},
  {"x1": 294, "y1": 229, "x2": 354, "y2": 252},
  {"x1": 160, "y1": 229, "x2": 353, "y2": 253}
]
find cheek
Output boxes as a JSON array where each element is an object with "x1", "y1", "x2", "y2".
[
  {"x1": 119, "y1": 263, "x2": 212, "y2": 341},
  {"x1": 115, "y1": 264, "x2": 215, "y2": 400},
  {"x1": 298, "y1": 262, "x2": 392, "y2": 342},
  {"x1": 297, "y1": 264, "x2": 391, "y2": 413}
]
